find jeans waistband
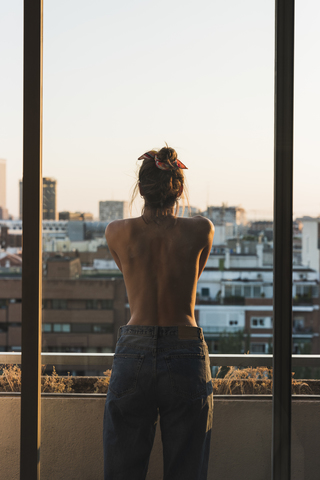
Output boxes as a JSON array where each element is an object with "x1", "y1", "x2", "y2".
[{"x1": 118, "y1": 325, "x2": 204, "y2": 341}]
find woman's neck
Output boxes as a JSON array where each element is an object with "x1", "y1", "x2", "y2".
[{"x1": 142, "y1": 205, "x2": 175, "y2": 223}]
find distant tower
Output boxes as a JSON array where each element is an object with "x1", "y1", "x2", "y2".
[
  {"x1": 0, "y1": 159, "x2": 6, "y2": 210},
  {"x1": 19, "y1": 177, "x2": 57, "y2": 220},
  {"x1": 43, "y1": 178, "x2": 57, "y2": 220},
  {"x1": 99, "y1": 201, "x2": 129, "y2": 221}
]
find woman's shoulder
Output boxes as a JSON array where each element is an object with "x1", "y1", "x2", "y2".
[
  {"x1": 105, "y1": 218, "x2": 139, "y2": 241},
  {"x1": 180, "y1": 215, "x2": 214, "y2": 233}
]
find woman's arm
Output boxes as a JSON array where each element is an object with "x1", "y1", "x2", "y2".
[
  {"x1": 198, "y1": 219, "x2": 214, "y2": 279},
  {"x1": 105, "y1": 221, "x2": 123, "y2": 272}
]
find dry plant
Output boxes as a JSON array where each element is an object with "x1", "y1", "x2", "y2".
[
  {"x1": 93, "y1": 370, "x2": 112, "y2": 393},
  {"x1": 212, "y1": 366, "x2": 311, "y2": 395},
  {"x1": 1, "y1": 364, "x2": 312, "y2": 395},
  {"x1": 0, "y1": 364, "x2": 21, "y2": 392},
  {"x1": 0, "y1": 364, "x2": 73, "y2": 393},
  {"x1": 42, "y1": 366, "x2": 73, "y2": 393}
]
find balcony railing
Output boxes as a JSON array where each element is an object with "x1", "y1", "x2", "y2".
[
  {"x1": 1, "y1": 352, "x2": 320, "y2": 369},
  {"x1": 293, "y1": 295, "x2": 314, "y2": 306}
]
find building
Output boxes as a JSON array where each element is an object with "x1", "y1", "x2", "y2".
[
  {"x1": 248, "y1": 220, "x2": 273, "y2": 232},
  {"x1": 204, "y1": 205, "x2": 247, "y2": 227},
  {"x1": 0, "y1": 207, "x2": 9, "y2": 220},
  {"x1": 99, "y1": 201, "x2": 129, "y2": 221},
  {"x1": 19, "y1": 177, "x2": 57, "y2": 220},
  {"x1": 0, "y1": 252, "x2": 22, "y2": 269},
  {"x1": 211, "y1": 223, "x2": 235, "y2": 245},
  {"x1": 301, "y1": 217, "x2": 320, "y2": 275},
  {"x1": 0, "y1": 224, "x2": 22, "y2": 249},
  {"x1": 0, "y1": 159, "x2": 6, "y2": 213},
  {"x1": 196, "y1": 246, "x2": 320, "y2": 355},
  {"x1": 43, "y1": 177, "x2": 57, "y2": 220},
  {"x1": 59, "y1": 211, "x2": 94, "y2": 221},
  {"x1": 178, "y1": 205, "x2": 201, "y2": 217},
  {"x1": 46, "y1": 255, "x2": 82, "y2": 279},
  {"x1": 0, "y1": 270, "x2": 127, "y2": 365}
]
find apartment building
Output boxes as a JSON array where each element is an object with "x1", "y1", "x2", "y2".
[
  {"x1": 0, "y1": 258, "x2": 126, "y2": 357},
  {"x1": 196, "y1": 247, "x2": 320, "y2": 354}
]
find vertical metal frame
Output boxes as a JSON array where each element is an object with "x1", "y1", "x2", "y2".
[
  {"x1": 20, "y1": 1, "x2": 43, "y2": 479},
  {"x1": 272, "y1": 0, "x2": 295, "y2": 479}
]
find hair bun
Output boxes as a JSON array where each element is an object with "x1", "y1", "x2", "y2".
[{"x1": 157, "y1": 146, "x2": 177, "y2": 168}]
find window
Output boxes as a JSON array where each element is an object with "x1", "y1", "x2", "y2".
[
  {"x1": 17, "y1": 0, "x2": 296, "y2": 472},
  {"x1": 101, "y1": 347, "x2": 113, "y2": 353},
  {"x1": 10, "y1": 346, "x2": 22, "y2": 352},
  {"x1": 293, "y1": 318, "x2": 305, "y2": 333},
  {"x1": 0, "y1": 323, "x2": 8, "y2": 333},
  {"x1": 296, "y1": 284, "x2": 318, "y2": 298},
  {"x1": 234, "y1": 286, "x2": 242, "y2": 297},
  {"x1": 52, "y1": 300, "x2": 67, "y2": 310},
  {"x1": 250, "y1": 343, "x2": 266, "y2": 353},
  {"x1": 93, "y1": 324, "x2": 114, "y2": 334},
  {"x1": 53, "y1": 323, "x2": 71, "y2": 333},
  {"x1": 101, "y1": 300, "x2": 113, "y2": 310},
  {"x1": 244, "y1": 286, "x2": 251, "y2": 297},
  {"x1": 42, "y1": 323, "x2": 114, "y2": 334},
  {"x1": 86, "y1": 300, "x2": 99, "y2": 310},
  {"x1": 67, "y1": 300, "x2": 86, "y2": 310},
  {"x1": 71, "y1": 324, "x2": 91, "y2": 333},
  {"x1": 253, "y1": 286, "x2": 261, "y2": 298},
  {"x1": 251, "y1": 317, "x2": 272, "y2": 328},
  {"x1": 201, "y1": 288, "x2": 210, "y2": 297},
  {"x1": 225, "y1": 285, "x2": 232, "y2": 297},
  {"x1": 42, "y1": 300, "x2": 51, "y2": 309}
]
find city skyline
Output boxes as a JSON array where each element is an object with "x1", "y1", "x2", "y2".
[
  {"x1": 1, "y1": 167, "x2": 320, "y2": 221},
  {"x1": 1, "y1": 1, "x2": 320, "y2": 220}
]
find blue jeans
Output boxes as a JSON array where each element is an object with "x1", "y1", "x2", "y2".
[{"x1": 103, "y1": 325, "x2": 213, "y2": 480}]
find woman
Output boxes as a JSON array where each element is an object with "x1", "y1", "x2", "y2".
[{"x1": 103, "y1": 146, "x2": 214, "y2": 480}]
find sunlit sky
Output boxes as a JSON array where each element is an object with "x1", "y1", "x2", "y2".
[{"x1": 1, "y1": 1, "x2": 320, "y2": 220}]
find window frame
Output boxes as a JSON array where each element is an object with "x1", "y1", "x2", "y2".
[{"x1": 20, "y1": 1, "x2": 295, "y2": 479}]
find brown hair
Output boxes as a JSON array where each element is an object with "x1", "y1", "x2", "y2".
[{"x1": 131, "y1": 146, "x2": 188, "y2": 217}]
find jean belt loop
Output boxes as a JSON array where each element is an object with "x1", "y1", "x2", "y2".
[
  {"x1": 117, "y1": 327, "x2": 122, "y2": 341},
  {"x1": 154, "y1": 326, "x2": 159, "y2": 339}
]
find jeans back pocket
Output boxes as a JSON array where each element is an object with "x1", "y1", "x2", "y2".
[
  {"x1": 109, "y1": 353, "x2": 144, "y2": 398},
  {"x1": 165, "y1": 353, "x2": 212, "y2": 400}
]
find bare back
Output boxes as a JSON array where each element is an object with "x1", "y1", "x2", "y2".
[{"x1": 105, "y1": 214, "x2": 214, "y2": 326}]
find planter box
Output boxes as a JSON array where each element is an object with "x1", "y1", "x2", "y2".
[{"x1": 1, "y1": 394, "x2": 320, "y2": 480}]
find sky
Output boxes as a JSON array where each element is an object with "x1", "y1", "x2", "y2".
[{"x1": 0, "y1": 0, "x2": 320, "y2": 220}]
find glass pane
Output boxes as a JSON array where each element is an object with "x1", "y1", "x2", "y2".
[
  {"x1": 0, "y1": 3, "x2": 23, "y2": 479},
  {"x1": 39, "y1": 0, "x2": 276, "y2": 478},
  {"x1": 291, "y1": 7, "x2": 320, "y2": 475},
  {"x1": 244, "y1": 286, "x2": 251, "y2": 297},
  {"x1": 292, "y1": 0, "x2": 320, "y2": 387}
]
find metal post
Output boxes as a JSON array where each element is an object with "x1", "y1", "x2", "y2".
[
  {"x1": 272, "y1": 1, "x2": 294, "y2": 479},
  {"x1": 20, "y1": 1, "x2": 43, "y2": 479}
]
